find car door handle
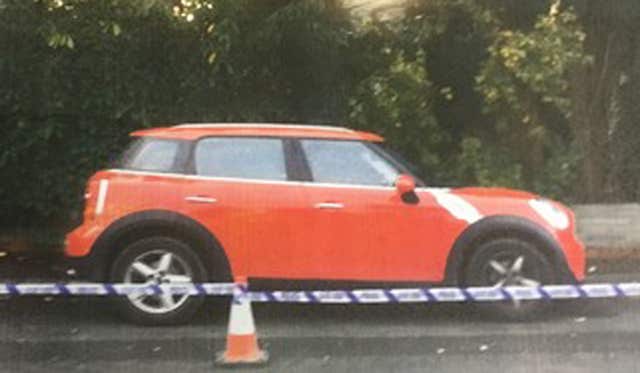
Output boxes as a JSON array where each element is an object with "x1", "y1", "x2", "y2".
[
  {"x1": 185, "y1": 196, "x2": 217, "y2": 204},
  {"x1": 314, "y1": 202, "x2": 344, "y2": 210}
]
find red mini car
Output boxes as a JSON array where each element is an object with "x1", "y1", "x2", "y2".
[{"x1": 65, "y1": 123, "x2": 585, "y2": 324}]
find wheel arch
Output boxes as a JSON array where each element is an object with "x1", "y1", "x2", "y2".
[
  {"x1": 86, "y1": 210, "x2": 232, "y2": 282},
  {"x1": 443, "y1": 215, "x2": 576, "y2": 285}
]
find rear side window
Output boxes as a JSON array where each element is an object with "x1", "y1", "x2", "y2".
[
  {"x1": 116, "y1": 138, "x2": 183, "y2": 173},
  {"x1": 194, "y1": 138, "x2": 287, "y2": 181}
]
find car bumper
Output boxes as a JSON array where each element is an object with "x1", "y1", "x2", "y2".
[
  {"x1": 64, "y1": 223, "x2": 103, "y2": 258},
  {"x1": 64, "y1": 223, "x2": 105, "y2": 281},
  {"x1": 558, "y1": 232, "x2": 586, "y2": 283}
]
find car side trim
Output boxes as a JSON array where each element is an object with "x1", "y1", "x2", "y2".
[{"x1": 105, "y1": 168, "x2": 454, "y2": 193}]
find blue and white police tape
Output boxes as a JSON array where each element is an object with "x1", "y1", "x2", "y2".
[
  {"x1": 0, "y1": 283, "x2": 235, "y2": 297},
  {"x1": 1, "y1": 282, "x2": 640, "y2": 303}
]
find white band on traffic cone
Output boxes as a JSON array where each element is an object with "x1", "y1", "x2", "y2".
[{"x1": 228, "y1": 283, "x2": 256, "y2": 335}]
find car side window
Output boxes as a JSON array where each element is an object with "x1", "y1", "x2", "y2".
[
  {"x1": 194, "y1": 137, "x2": 287, "y2": 181},
  {"x1": 124, "y1": 139, "x2": 181, "y2": 172},
  {"x1": 300, "y1": 140, "x2": 399, "y2": 186}
]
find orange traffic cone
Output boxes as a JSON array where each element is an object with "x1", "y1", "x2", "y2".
[{"x1": 216, "y1": 277, "x2": 268, "y2": 366}]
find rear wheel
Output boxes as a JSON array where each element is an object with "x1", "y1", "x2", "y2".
[
  {"x1": 464, "y1": 237, "x2": 555, "y2": 320},
  {"x1": 110, "y1": 236, "x2": 207, "y2": 325}
]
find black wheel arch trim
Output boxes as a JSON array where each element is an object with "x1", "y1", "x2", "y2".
[
  {"x1": 76, "y1": 210, "x2": 232, "y2": 282},
  {"x1": 443, "y1": 215, "x2": 577, "y2": 285}
]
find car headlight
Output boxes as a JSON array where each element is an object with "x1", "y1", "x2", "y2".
[{"x1": 528, "y1": 199, "x2": 570, "y2": 230}]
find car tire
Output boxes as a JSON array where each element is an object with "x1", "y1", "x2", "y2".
[
  {"x1": 464, "y1": 237, "x2": 555, "y2": 321},
  {"x1": 109, "y1": 236, "x2": 208, "y2": 325}
]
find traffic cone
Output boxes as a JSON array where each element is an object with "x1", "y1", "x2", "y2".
[{"x1": 216, "y1": 277, "x2": 268, "y2": 366}]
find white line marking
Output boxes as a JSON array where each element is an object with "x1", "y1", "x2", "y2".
[
  {"x1": 172, "y1": 123, "x2": 354, "y2": 133},
  {"x1": 95, "y1": 179, "x2": 109, "y2": 216},
  {"x1": 428, "y1": 189, "x2": 482, "y2": 224}
]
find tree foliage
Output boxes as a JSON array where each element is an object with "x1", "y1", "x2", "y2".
[
  {"x1": 1, "y1": 0, "x2": 639, "y2": 231},
  {"x1": 474, "y1": 1, "x2": 588, "y2": 190}
]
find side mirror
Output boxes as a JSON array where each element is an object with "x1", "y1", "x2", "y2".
[{"x1": 395, "y1": 174, "x2": 416, "y2": 195}]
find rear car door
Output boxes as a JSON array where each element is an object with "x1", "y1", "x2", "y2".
[{"x1": 182, "y1": 137, "x2": 308, "y2": 278}]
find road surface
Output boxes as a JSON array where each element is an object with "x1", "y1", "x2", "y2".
[{"x1": 1, "y1": 271, "x2": 639, "y2": 372}]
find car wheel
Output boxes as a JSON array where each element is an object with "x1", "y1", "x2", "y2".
[
  {"x1": 110, "y1": 236, "x2": 207, "y2": 325},
  {"x1": 464, "y1": 237, "x2": 555, "y2": 320}
]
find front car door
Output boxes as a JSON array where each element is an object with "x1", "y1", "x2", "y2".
[{"x1": 292, "y1": 139, "x2": 444, "y2": 282}]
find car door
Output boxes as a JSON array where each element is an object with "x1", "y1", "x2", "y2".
[
  {"x1": 181, "y1": 137, "x2": 309, "y2": 278},
  {"x1": 293, "y1": 139, "x2": 443, "y2": 282}
]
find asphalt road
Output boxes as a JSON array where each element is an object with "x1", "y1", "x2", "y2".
[{"x1": 2, "y1": 254, "x2": 640, "y2": 372}]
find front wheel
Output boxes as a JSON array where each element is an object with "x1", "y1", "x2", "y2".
[
  {"x1": 110, "y1": 237, "x2": 208, "y2": 325},
  {"x1": 464, "y1": 237, "x2": 555, "y2": 320}
]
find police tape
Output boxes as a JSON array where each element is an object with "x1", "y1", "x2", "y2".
[{"x1": 1, "y1": 282, "x2": 640, "y2": 303}]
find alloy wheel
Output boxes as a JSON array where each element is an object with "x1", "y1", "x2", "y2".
[
  {"x1": 484, "y1": 252, "x2": 543, "y2": 308},
  {"x1": 487, "y1": 255, "x2": 541, "y2": 288},
  {"x1": 123, "y1": 249, "x2": 193, "y2": 314}
]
